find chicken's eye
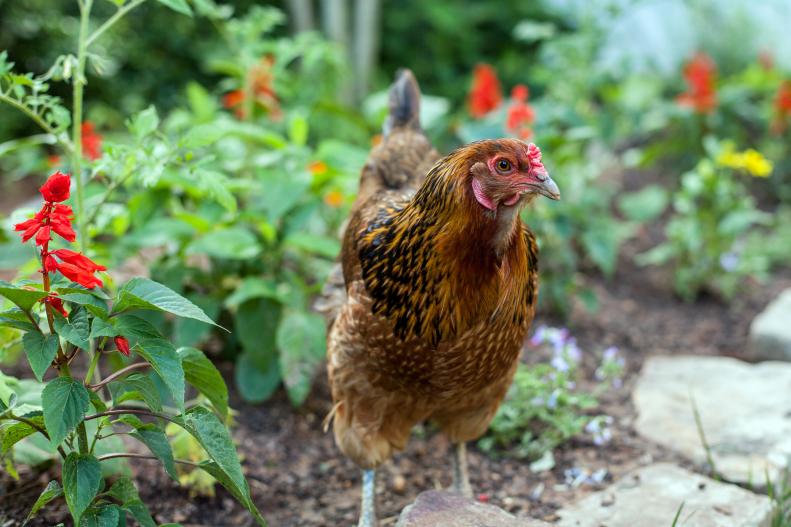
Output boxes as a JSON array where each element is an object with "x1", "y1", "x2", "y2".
[{"x1": 496, "y1": 159, "x2": 512, "y2": 172}]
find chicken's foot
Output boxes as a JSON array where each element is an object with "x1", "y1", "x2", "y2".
[
  {"x1": 452, "y1": 442, "x2": 473, "y2": 498},
  {"x1": 358, "y1": 468, "x2": 378, "y2": 527}
]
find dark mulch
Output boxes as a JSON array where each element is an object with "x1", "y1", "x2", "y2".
[{"x1": 2, "y1": 234, "x2": 789, "y2": 526}]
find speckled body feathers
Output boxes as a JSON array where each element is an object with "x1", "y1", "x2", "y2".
[{"x1": 321, "y1": 71, "x2": 540, "y2": 468}]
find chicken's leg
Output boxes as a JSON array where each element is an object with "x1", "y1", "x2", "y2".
[
  {"x1": 358, "y1": 468, "x2": 378, "y2": 527},
  {"x1": 451, "y1": 442, "x2": 473, "y2": 498}
]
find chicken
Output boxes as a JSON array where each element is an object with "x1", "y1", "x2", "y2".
[{"x1": 319, "y1": 70, "x2": 560, "y2": 527}]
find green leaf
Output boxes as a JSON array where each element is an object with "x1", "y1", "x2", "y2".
[
  {"x1": 284, "y1": 233, "x2": 340, "y2": 259},
  {"x1": 617, "y1": 185, "x2": 668, "y2": 222},
  {"x1": 53, "y1": 308, "x2": 91, "y2": 350},
  {"x1": 41, "y1": 377, "x2": 89, "y2": 447},
  {"x1": 25, "y1": 480, "x2": 63, "y2": 524},
  {"x1": 276, "y1": 311, "x2": 325, "y2": 406},
  {"x1": 89, "y1": 317, "x2": 117, "y2": 339},
  {"x1": 178, "y1": 347, "x2": 228, "y2": 418},
  {"x1": 186, "y1": 227, "x2": 261, "y2": 260},
  {"x1": 125, "y1": 500, "x2": 156, "y2": 527},
  {"x1": 156, "y1": 0, "x2": 192, "y2": 16},
  {"x1": 114, "y1": 278, "x2": 219, "y2": 327},
  {"x1": 288, "y1": 111, "x2": 308, "y2": 146},
  {"x1": 62, "y1": 453, "x2": 102, "y2": 524},
  {"x1": 235, "y1": 352, "x2": 280, "y2": 403},
  {"x1": 110, "y1": 373, "x2": 162, "y2": 412},
  {"x1": 181, "y1": 123, "x2": 223, "y2": 148},
  {"x1": 131, "y1": 427, "x2": 177, "y2": 480},
  {"x1": 23, "y1": 332, "x2": 59, "y2": 381},
  {"x1": 198, "y1": 461, "x2": 267, "y2": 526},
  {"x1": 0, "y1": 308, "x2": 37, "y2": 332},
  {"x1": 224, "y1": 277, "x2": 281, "y2": 307},
  {"x1": 79, "y1": 504, "x2": 120, "y2": 527},
  {"x1": 115, "y1": 314, "x2": 163, "y2": 340},
  {"x1": 0, "y1": 280, "x2": 47, "y2": 311},
  {"x1": 235, "y1": 298, "x2": 280, "y2": 365},
  {"x1": 58, "y1": 293, "x2": 108, "y2": 318},
  {"x1": 128, "y1": 105, "x2": 159, "y2": 140},
  {"x1": 135, "y1": 339, "x2": 184, "y2": 411},
  {"x1": 2, "y1": 413, "x2": 45, "y2": 453},
  {"x1": 106, "y1": 477, "x2": 138, "y2": 504},
  {"x1": 176, "y1": 406, "x2": 265, "y2": 524}
]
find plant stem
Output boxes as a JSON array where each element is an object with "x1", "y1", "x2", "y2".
[
  {"x1": 84, "y1": 407, "x2": 179, "y2": 425},
  {"x1": 87, "y1": 362, "x2": 150, "y2": 391},
  {"x1": 96, "y1": 452, "x2": 199, "y2": 467},
  {"x1": 72, "y1": 0, "x2": 93, "y2": 253},
  {"x1": 85, "y1": 0, "x2": 149, "y2": 48},
  {"x1": 0, "y1": 94, "x2": 74, "y2": 153},
  {"x1": 83, "y1": 349, "x2": 101, "y2": 385}
]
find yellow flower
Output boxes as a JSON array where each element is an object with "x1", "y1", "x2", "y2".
[
  {"x1": 741, "y1": 149, "x2": 772, "y2": 177},
  {"x1": 716, "y1": 145, "x2": 772, "y2": 177}
]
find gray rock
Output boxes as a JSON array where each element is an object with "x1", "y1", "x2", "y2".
[
  {"x1": 396, "y1": 490, "x2": 553, "y2": 527},
  {"x1": 633, "y1": 355, "x2": 791, "y2": 485},
  {"x1": 557, "y1": 463, "x2": 773, "y2": 527},
  {"x1": 749, "y1": 288, "x2": 791, "y2": 361}
]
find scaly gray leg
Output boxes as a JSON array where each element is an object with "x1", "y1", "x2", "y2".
[
  {"x1": 358, "y1": 468, "x2": 377, "y2": 527},
  {"x1": 452, "y1": 442, "x2": 473, "y2": 498}
]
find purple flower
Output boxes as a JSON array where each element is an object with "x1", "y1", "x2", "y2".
[
  {"x1": 529, "y1": 325, "x2": 547, "y2": 346},
  {"x1": 720, "y1": 252, "x2": 740, "y2": 272},
  {"x1": 565, "y1": 338, "x2": 582, "y2": 363},
  {"x1": 546, "y1": 389, "x2": 559, "y2": 409},
  {"x1": 551, "y1": 354, "x2": 570, "y2": 373}
]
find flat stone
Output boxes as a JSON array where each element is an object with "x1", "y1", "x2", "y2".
[
  {"x1": 749, "y1": 288, "x2": 791, "y2": 361},
  {"x1": 557, "y1": 463, "x2": 773, "y2": 527},
  {"x1": 396, "y1": 490, "x2": 553, "y2": 527},
  {"x1": 633, "y1": 355, "x2": 791, "y2": 485}
]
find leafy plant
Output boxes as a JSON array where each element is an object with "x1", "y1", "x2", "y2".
[
  {"x1": 479, "y1": 326, "x2": 623, "y2": 463},
  {"x1": 638, "y1": 139, "x2": 774, "y2": 300},
  {"x1": 0, "y1": 171, "x2": 266, "y2": 525},
  {"x1": 1, "y1": 3, "x2": 368, "y2": 407}
]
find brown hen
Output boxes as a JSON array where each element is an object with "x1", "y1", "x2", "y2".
[{"x1": 319, "y1": 70, "x2": 559, "y2": 526}]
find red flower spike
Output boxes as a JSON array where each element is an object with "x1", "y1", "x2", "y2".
[
  {"x1": 677, "y1": 52, "x2": 717, "y2": 113},
  {"x1": 39, "y1": 171, "x2": 71, "y2": 203},
  {"x1": 511, "y1": 84, "x2": 529, "y2": 102},
  {"x1": 53, "y1": 261, "x2": 103, "y2": 289},
  {"x1": 469, "y1": 64, "x2": 502, "y2": 118},
  {"x1": 50, "y1": 221, "x2": 77, "y2": 243},
  {"x1": 50, "y1": 249, "x2": 107, "y2": 272},
  {"x1": 43, "y1": 254, "x2": 58, "y2": 273},
  {"x1": 15, "y1": 216, "x2": 44, "y2": 242},
  {"x1": 43, "y1": 295, "x2": 68, "y2": 318},
  {"x1": 34, "y1": 225, "x2": 51, "y2": 246},
  {"x1": 81, "y1": 122, "x2": 103, "y2": 161},
  {"x1": 114, "y1": 336, "x2": 131, "y2": 356}
]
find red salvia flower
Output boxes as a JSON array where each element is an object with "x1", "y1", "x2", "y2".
[
  {"x1": 114, "y1": 336, "x2": 131, "y2": 357},
  {"x1": 39, "y1": 171, "x2": 71, "y2": 202},
  {"x1": 81, "y1": 122, "x2": 103, "y2": 160},
  {"x1": 223, "y1": 56, "x2": 280, "y2": 119},
  {"x1": 506, "y1": 84, "x2": 536, "y2": 139},
  {"x1": 677, "y1": 52, "x2": 717, "y2": 113},
  {"x1": 14, "y1": 171, "x2": 106, "y2": 289},
  {"x1": 52, "y1": 261, "x2": 103, "y2": 289},
  {"x1": 771, "y1": 80, "x2": 791, "y2": 134},
  {"x1": 50, "y1": 249, "x2": 107, "y2": 273},
  {"x1": 42, "y1": 294, "x2": 68, "y2": 318},
  {"x1": 469, "y1": 64, "x2": 502, "y2": 118},
  {"x1": 47, "y1": 249, "x2": 106, "y2": 289}
]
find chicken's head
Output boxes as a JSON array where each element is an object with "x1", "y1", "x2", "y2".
[{"x1": 467, "y1": 138, "x2": 560, "y2": 212}]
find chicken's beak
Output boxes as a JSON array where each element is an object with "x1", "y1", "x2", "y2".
[{"x1": 537, "y1": 175, "x2": 561, "y2": 200}]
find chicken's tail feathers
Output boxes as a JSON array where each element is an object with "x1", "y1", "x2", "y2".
[{"x1": 383, "y1": 69, "x2": 421, "y2": 136}]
